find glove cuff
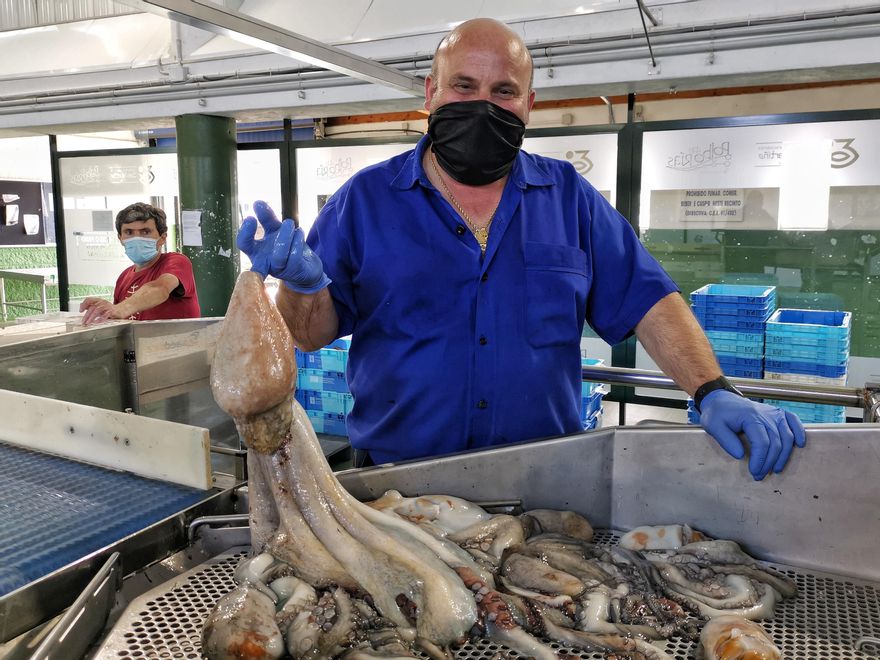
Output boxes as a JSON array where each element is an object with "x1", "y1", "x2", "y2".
[
  {"x1": 282, "y1": 272, "x2": 332, "y2": 295},
  {"x1": 694, "y1": 375, "x2": 743, "y2": 413}
]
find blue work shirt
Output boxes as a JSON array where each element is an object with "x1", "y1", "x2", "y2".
[{"x1": 309, "y1": 136, "x2": 679, "y2": 463}]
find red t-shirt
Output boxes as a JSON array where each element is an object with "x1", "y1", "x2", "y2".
[{"x1": 113, "y1": 252, "x2": 201, "y2": 321}]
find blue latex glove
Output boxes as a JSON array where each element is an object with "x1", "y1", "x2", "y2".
[
  {"x1": 237, "y1": 200, "x2": 330, "y2": 294},
  {"x1": 699, "y1": 390, "x2": 806, "y2": 480}
]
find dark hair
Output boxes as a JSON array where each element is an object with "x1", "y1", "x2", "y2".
[{"x1": 115, "y1": 202, "x2": 167, "y2": 235}]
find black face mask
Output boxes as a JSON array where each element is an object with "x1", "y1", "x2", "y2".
[{"x1": 428, "y1": 100, "x2": 526, "y2": 186}]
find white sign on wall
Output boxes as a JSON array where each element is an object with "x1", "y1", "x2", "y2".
[
  {"x1": 641, "y1": 119, "x2": 880, "y2": 231},
  {"x1": 523, "y1": 133, "x2": 619, "y2": 204},
  {"x1": 60, "y1": 153, "x2": 178, "y2": 196},
  {"x1": 296, "y1": 143, "x2": 412, "y2": 235},
  {"x1": 64, "y1": 209, "x2": 130, "y2": 286},
  {"x1": 59, "y1": 153, "x2": 180, "y2": 288},
  {"x1": 296, "y1": 134, "x2": 620, "y2": 235}
]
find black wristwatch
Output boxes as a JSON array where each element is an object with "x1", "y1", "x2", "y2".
[{"x1": 693, "y1": 375, "x2": 743, "y2": 413}]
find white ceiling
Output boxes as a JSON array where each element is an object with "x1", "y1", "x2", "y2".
[{"x1": 1, "y1": 0, "x2": 879, "y2": 136}]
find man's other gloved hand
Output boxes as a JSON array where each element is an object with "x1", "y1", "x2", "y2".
[
  {"x1": 699, "y1": 390, "x2": 807, "y2": 480},
  {"x1": 237, "y1": 200, "x2": 330, "y2": 294}
]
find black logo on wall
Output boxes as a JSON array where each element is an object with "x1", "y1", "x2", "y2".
[
  {"x1": 667, "y1": 141, "x2": 731, "y2": 172},
  {"x1": 831, "y1": 138, "x2": 859, "y2": 169},
  {"x1": 564, "y1": 150, "x2": 594, "y2": 175}
]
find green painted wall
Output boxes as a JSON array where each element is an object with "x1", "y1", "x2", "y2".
[{"x1": 0, "y1": 247, "x2": 110, "y2": 321}]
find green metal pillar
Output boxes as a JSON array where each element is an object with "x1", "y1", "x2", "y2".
[{"x1": 175, "y1": 114, "x2": 239, "y2": 317}]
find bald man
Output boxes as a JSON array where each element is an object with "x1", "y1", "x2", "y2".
[{"x1": 238, "y1": 18, "x2": 805, "y2": 477}]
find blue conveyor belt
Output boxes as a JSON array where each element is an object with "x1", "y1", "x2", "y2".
[{"x1": 0, "y1": 440, "x2": 208, "y2": 597}]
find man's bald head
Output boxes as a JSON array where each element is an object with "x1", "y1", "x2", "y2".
[{"x1": 429, "y1": 18, "x2": 534, "y2": 93}]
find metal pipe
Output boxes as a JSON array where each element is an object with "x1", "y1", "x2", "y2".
[
  {"x1": 582, "y1": 364, "x2": 866, "y2": 409},
  {"x1": 188, "y1": 514, "x2": 249, "y2": 543},
  {"x1": 210, "y1": 445, "x2": 247, "y2": 456}
]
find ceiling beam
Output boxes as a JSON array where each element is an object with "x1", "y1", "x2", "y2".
[{"x1": 120, "y1": 0, "x2": 424, "y2": 96}]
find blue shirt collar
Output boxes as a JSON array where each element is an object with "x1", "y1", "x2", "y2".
[{"x1": 391, "y1": 134, "x2": 555, "y2": 191}]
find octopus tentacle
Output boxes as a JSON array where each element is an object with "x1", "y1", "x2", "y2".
[
  {"x1": 448, "y1": 515, "x2": 528, "y2": 563},
  {"x1": 283, "y1": 403, "x2": 479, "y2": 645},
  {"x1": 258, "y1": 447, "x2": 362, "y2": 592},
  {"x1": 247, "y1": 447, "x2": 281, "y2": 553},
  {"x1": 500, "y1": 552, "x2": 587, "y2": 597},
  {"x1": 711, "y1": 564, "x2": 797, "y2": 600},
  {"x1": 542, "y1": 614, "x2": 674, "y2": 660},
  {"x1": 454, "y1": 566, "x2": 560, "y2": 660}
]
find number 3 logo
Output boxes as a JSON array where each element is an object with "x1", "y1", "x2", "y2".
[
  {"x1": 831, "y1": 138, "x2": 859, "y2": 169},
  {"x1": 565, "y1": 150, "x2": 594, "y2": 175}
]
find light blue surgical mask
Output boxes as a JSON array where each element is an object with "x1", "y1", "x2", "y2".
[{"x1": 123, "y1": 237, "x2": 159, "y2": 266}]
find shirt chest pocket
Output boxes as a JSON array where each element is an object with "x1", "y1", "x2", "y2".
[{"x1": 524, "y1": 242, "x2": 589, "y2": 348}]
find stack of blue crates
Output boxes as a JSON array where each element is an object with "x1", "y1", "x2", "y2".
[
  {"x1": 764, "y1": 309, "x2": 850, "y2": 424},
  {"x1": 688, "y1": 284, "x2": 777, "y2": 424},
  {"x1": 581, "y1": 357, "x2": 606, "y2": 430},
  {"x1": 295, "y1": 337, "x2": 352, "y2": 436},
  {"x1": 691, "y1": 284, "x2": 777, "y2": 380}
]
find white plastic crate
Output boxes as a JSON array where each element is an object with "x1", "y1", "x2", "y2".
[{"x1": 764, "y1": 371, "x2": 848, "y2": 386}]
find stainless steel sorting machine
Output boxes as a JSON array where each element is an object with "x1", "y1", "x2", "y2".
[{"x1": 89, "y1": 423, "x2": 880, "y2": 660}]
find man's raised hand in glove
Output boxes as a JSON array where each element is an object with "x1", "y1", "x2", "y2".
[
  {"x1": 697, "y1": 387, "x2": 806, "y2": 481},
  {"x1": 237, "y1": 200, "x2": 330, "y2": 294}
]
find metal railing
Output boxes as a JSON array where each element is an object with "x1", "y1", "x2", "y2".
[{"x1": 582, "y1": 364, "x2": 880, "y2": 423}]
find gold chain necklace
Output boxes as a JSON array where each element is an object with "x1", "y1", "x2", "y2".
[{"x1": 429, "y1": 151, "x2": 499, "y2": 252}]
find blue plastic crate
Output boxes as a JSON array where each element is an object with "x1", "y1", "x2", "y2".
[
  {"x1": 306, "y1": 411, "x2": 348, "y2": 436},
  {"x1": 692, "y1": 311, "x2": 767, "y2": 333},
  {"x1": 298, "y1": 390, "x2": 353, "y2": 414},
  {"x1": 298, "y1": 368, "x2": 349, "y2": 393},
  {"x1": 328, "y1": 337, "x2": 352, "y2": 350},
  {"x1": 705, "y1": 330, "x2": 765, "y2": 355},
  {"x1": 705, "y1": 329, "x2": 766, "y2": 344},
  {"x1": 765, "y1": 400, "x2": 846, "y2": 424},
  {"x1": 764, "y1": 333, "x2": 850, "y2": 350},
  {"x1": 720, "y1": 365, "x2": 764, "y2": 379},
  {"x1": 766, "y1": 309, "x2": 851, "y2": 341},
  {"x1": 691, "y1": 284, "x2": 777, "y2": 305},
  {"x1": 764, "y1": 343, "x2": 849, "y2": 365},
  {"x1": 296, "y1": 347, "x2": 349, "y2": 372},
  {"x1": 580, "y1": 388, "x2": 605, "y2": 423},
  {"x1": 763, "y1": 358, "x2": 847, "y2": 378},
  {"x1": 584, "y1": 409, "x2": 603, "y2": 431},
  {"x1": 717, "y1": 354, "x2": 764, "y2": 369},
  {"x1": 710, "y1": 341, "x2": 764, "y2": 356},
  {"x1": 691, "y1": 301, "x2": 776, "y2": 318}
]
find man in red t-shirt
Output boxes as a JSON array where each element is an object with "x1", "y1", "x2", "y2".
[{"x1": 80, "y1": 203, "x2": 200, "y2": 325}]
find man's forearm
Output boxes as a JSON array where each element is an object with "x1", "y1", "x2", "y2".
[
  {"x1": 635, "y1": 292, "x2": 722, "y2": 396},
  {"x1": 115, "y1": 281, "x2": 172, "y2": 319},
  {"x1": 276, "y1": 285, "x2": 339, "y2": 352}
]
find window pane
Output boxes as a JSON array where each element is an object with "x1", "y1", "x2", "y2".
[{"x1": 637, "y1": 120, "x2": 880, "y2": 403}]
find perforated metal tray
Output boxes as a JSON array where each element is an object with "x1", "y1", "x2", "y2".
[{"x1": 94, "y1": 531, "x2": 880, "y2": 659}]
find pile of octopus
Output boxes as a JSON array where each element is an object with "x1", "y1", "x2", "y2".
[{"x1": 202, "y1": 271, "x2": 789, "y2": 660}]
